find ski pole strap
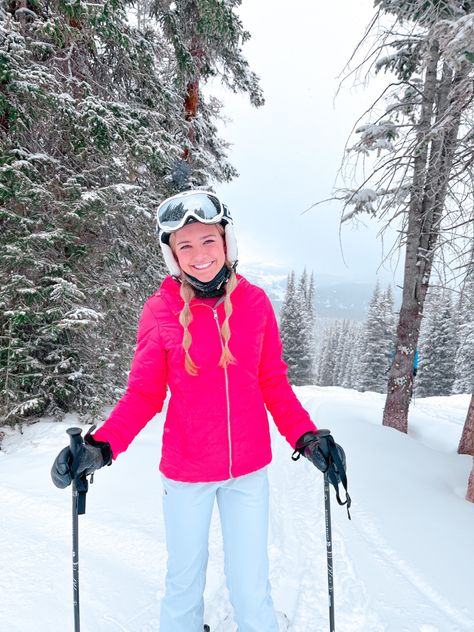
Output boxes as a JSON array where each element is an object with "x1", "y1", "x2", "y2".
[
  {"x1": 293, "y1": 430, "x2": 352, "y2": 520},
  {"x1": 75, "y1": 474, "x2": 89, "y2": 515},
  {"x1": 70, "y1": 451, "x2": 89, "y2": 516},
  {"x1": 325, "y1": 436, "x2": 351, "y2": 520}
]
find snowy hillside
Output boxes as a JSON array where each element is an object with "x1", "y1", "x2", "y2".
[{"x1": 1, "y1": 389, "x2": 473, "y2": 632}]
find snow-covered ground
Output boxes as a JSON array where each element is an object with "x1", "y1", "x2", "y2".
[{"x1": 1, "y1": 387, "x2": 473, "y2": 632}]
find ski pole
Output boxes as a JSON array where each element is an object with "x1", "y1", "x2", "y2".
[
  {"x1": 67, "y1": 427, "x2": 89, "y2": 632},
  {"x1": 324, "y1": 472, "x2": 335, "y2": 632}
]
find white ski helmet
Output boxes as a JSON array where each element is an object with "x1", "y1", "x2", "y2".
[{"x1": 156, "y1": 190, "x2": 238, "y2": 277}]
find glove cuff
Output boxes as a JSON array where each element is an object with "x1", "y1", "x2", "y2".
[
  {"x1": 295, "y1": 431, "x2": 320, "y2": 453},
  {"x1": 85, "y1": 432, "x2": 112, "y2": 466}
]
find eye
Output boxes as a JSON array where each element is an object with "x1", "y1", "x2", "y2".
[
  {"x1": 178, "y1": 244, "x2": 191, "y2": 251},
  {"x1": 204, "y1": 238, "x2": 216, "y2": 245}
]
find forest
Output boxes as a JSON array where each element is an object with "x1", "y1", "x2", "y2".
[{"x1": 1, "y1": 1, "x2": 473, "y2": 501}]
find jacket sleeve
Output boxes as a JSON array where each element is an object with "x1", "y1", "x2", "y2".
[
  {"x1": 93, "y1": 301, "x2": 168, "y2": 458},
  {"x1": 258, "y1": 294, "x2": 317, "y2": 448}
]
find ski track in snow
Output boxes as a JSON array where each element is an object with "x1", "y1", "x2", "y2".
[
  {"x1": 266, "y1": 433, "x2": 386, "y2": 632},
  {"x1": 2, "y1": 396, "x2": 474, "y2": 632},
  {"x1": 266, "y1": 430, "x2": 473, "y2": 632},
  {"x1": 350, "y1": 505, "x2": 474, "y2": 632}
]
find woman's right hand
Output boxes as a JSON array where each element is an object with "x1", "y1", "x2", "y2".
[{"x1": 51, "y1": 435, "x2": 112, "y2": 489}]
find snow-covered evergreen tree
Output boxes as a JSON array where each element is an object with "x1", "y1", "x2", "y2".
[
  {"x1": 332, "y1": 320, "x2": 349, "y2": 386},
  {"x1": 453, "y1": 266, "x2": 474, "y2": 394},
  {"x1": 315, "y1": 318, "x2": 363, "y2": 389},
  {"x1": 297, "y1": 269, "x2": 316, "y2": 383},
  {"x1": 307, "y1": 272, "x2": 317, "y2": 374},
  {"x1": 0, "y1": 0, "x2": 262, "y2": 423},
  {"x1": 280, "y1": 271, "x2": 296, "y2": 357},
  {"x1": 332, "y1": 0, "x2": 474, "y2": 432},
  {"x1": 280, "y1": 272, "x2": 301, "y2": 384},
  {"x1": 150, "y1": 0, "x2": 264, "y2": 185},
  {"x1": 336, "y1": 320, "x2": 359, "y2": 388},
  {"x1": 358, "y1": 283, "x2": 396, "y2": 393},
  {"x1": 417, "y1": 289, "x2": 457, "y2": 397},
  {"x1": 317, "y1": 321, "x2": 342, "y2": 387},
  {"x1": 280, "y1": 271, "x2": 315, "y2": 386},
  {"x1": 345, "y1": 321, "x2": 364, "y2": 389}
]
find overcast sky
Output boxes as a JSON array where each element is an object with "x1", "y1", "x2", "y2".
[{"x1": 213, "y1": 0, "x2": 403, "y2": 286}]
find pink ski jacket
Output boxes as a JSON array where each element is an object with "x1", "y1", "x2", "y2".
[{"x1": 93, "y1": 274, "x2": 316, "y2": 482}]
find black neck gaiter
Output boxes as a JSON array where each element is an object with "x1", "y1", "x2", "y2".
[{"x1": 183, "y1": 264, "x2": 232, "y2": 298}]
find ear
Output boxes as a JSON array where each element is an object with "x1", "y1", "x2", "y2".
[
  {"x1": 160, "y1": 241, "x2": 182, "y2": 276},
  {"x1": 224, "y1": 223, "x2": 238, "y2": 265}
]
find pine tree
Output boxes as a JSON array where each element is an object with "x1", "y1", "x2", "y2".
[
  {"x1": 335, "y1": 320, "x2": 354, "y2": 387},
  {"x1": 306, "y1": 271, "x2": 316, "y2": 377},
  {"x1": 0, "y1": 0, "x2": 262, "y2": 423},
  {"x1": 315, "y1": 318, "x2": 363, "y2": 389},
  {"x1": 316, "y1": 325, "x2": 331, "y2": 387},
  {"x1": 317, "y1": 321, "x2": 340, "y2": 387},
  {"x1": 297, "y1": 269, "x2": 315, "y2": 383},
  {"x1": 1, "y1": 0, "x2": 176, "y2": 421},
  {"x1": 417, "y1": 289, "x2": 456, "y2": 397},
  {"x1": 150, "y1": 0, "x2": 264, "y2": 185},
  {"x1": 453, "y1": 267, "x2": 474, "y2": 394},
  {"x1": 330, "y1": 1, "x2": 474, "y2": 431},
  {"x1": 345, "y1": 321, "x2": 364, "y2": 390},
  {"x1": 332, "y1": 320, "x2": 346, "y2": 386},
  {"x1": 359, "y1": 284, "x2": 396, "y2": 393},
  {"x1": 280, "y1": 271, "x2": 296, "y2": 362},
  {"x1": 280, "y1": 271, "x2": 315, "y2": 386}
]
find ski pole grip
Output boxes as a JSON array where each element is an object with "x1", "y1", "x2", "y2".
[
  {"x1": 317, "y1": 429, "x2": 331, "y2": 438},
  {"x1": 317, "y1": 429, "x2": 331, "y2": 460},
  {"x1": 67, "y1": 427, "x2": 88, "y2": 514},
  {"x1": 67, "y1": 427, "x2": 83, "y2": 460}
]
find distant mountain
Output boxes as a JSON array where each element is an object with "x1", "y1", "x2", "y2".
[
  {"x1": 239, "y1": 262, "x2": 399, "y2": 321},
  {"x1": 315, "y1": 281, "x2": 374, "y2": 320},
  {"x1": 238, "y1": 262, "x2": 288, "y2": 305}
]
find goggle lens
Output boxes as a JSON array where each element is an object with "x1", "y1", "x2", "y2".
[{"x1": 158, "y1": 192, "x2": 223, "y2": 230}]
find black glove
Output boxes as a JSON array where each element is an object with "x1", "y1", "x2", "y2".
[
  {"x1": 51, "y1": 432, "x2": 112, "y2": 489},
  {"x1": 293, "y1": 428, "x2": 351, "y2": 519},
  {"x1": 293, "y1": 430, "x2": 329, "y2": 473}
]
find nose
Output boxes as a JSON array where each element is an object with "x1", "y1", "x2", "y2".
[{"x1": 192, "y1": 245, "x2": 211, "y2": 262}]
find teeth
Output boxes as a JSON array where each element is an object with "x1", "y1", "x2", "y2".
[{"x1": 193, "y1": 262, "x2": 213, "y2": 270}]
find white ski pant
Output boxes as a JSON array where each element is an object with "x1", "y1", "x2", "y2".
[{"x1": 159, "y1": 467, "x2": 279, "y2": 632}]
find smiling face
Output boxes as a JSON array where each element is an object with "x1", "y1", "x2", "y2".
[{"x1": 171, "y1": 221, "x2": 226, "y2": 282}]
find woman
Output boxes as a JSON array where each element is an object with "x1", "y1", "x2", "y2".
[{"x1": 52, "y1": 190, "x2": 333, "y2": 632}]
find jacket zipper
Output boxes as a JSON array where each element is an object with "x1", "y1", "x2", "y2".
[
  {"x1": 193, "y1": 298, "x2": 233, "y2": 479},
  {"x1": 212, "y1": 306, "x2": 233, "y2": 478}
]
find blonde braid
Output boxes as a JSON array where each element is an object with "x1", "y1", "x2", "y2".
[
  {"x1": 169, "y1": 228, "x2": 237, "y2": 374},
  {"x1": 218, "y1": 267, "x2": 237, "y2": 369},
  {"x1": 179, "y1": 280, "x2": 199, "y2": 375}
]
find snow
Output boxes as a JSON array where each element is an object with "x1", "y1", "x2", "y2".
[{"x1": 1, "y1": 389, "x2": 473, "y2": 631}]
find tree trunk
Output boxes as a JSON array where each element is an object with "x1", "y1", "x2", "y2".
[
  {"x1": 467, "y1": 458, "x2": 474, "y2": 503},
  {"x1": 383, "y1": 43, "x2": 439, "y2": 433},
  {"x1": 383, "y1": 50, "x2": 467, "y2": 432},
  {"x1": 182, "y1": 37, "x2": 203, "y2": 162},
  {"x1": 459, "y1": 393, "x2": 474, "y2": 456}
]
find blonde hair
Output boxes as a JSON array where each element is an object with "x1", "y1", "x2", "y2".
[{"x1": 170, "y1": 225, "x2": 237, "y2": 375}]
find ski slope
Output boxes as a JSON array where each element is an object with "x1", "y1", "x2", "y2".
[{"x1": 1, "y1": 387, "x2": 473, "y2": 632}]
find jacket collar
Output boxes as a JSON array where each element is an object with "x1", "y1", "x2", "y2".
[{"x1": 158, "y1": 274, "x2": 246, "y2": 311}]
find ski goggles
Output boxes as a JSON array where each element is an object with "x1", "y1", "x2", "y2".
[{"x1": 156, "y1": 191, "x2": 225, "y2": 232}]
